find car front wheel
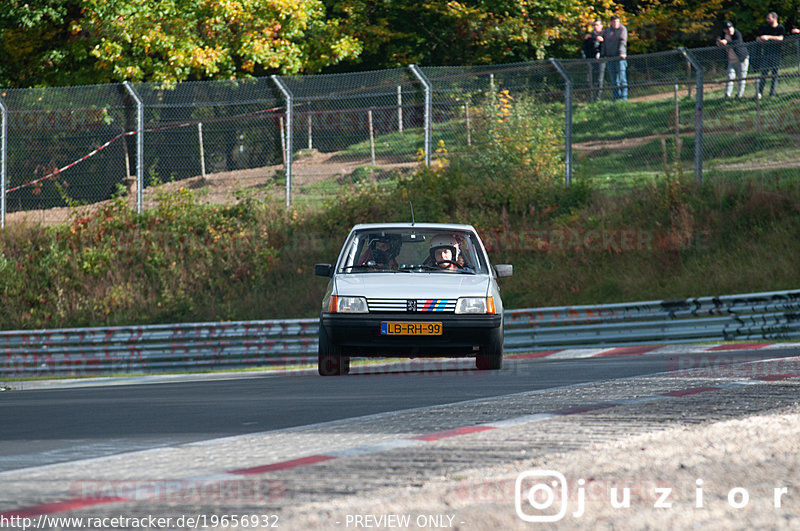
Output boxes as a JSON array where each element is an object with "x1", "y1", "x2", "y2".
[{"x1": 318, "y1": 324, "x2": 350, "y2": 376}]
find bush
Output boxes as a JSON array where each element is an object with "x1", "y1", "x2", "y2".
[
  {"x1": 0, "y1": 185, "x2": 280, "y2": 328},
  {"x1": 3, "y1": 93, "x2": 800, "y2": 330},
  {"x1": 392, "y1": 90, "x2": 574, "y2": 226}
]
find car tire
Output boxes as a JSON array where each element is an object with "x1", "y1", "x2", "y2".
[
  {"x1": 476, "y1": 327, "x2": 503, "y2": 371},
  {"x1": 318, "y1": 324, "x2": 350, "y2": 376}
]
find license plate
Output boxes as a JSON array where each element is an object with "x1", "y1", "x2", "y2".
[{"x1": 381, "y1": 321, "x2": 442, "y2": 336}]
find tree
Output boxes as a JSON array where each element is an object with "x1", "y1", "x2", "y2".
[
  {"x1": 622, "y1": 0, "x2": 726, "y2": 54},
  {"x1": 719, "y1": 0, "x2": 798, "y2": 38},
  {"x1": 0, "y1": 1, "x2": 97, "y2": 88},
  {"x1": 323, "y1": 0, "x2": 605, "y2": 70},
  {"x1": 6, "y1": 1, "x2": 800, "y2": 87},
  {"x1": 77, "y1": 0, "x2": 362, "y2": 83}
]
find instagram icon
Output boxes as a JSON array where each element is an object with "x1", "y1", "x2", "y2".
[{"x1": 515, "y1": 470, "x2": 568, "y2": 522}]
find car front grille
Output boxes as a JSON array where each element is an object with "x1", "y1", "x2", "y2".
[{"x1": 367, "y1": 298, "x2": 457, "y2": 313}]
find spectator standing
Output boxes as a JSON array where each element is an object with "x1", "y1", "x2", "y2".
[
  {"x1": 598, "y1": 15, "x2": 628, "y2": 101},
  {"x1": 755, "y1": 12, "x2": 785, "y2": 98},
  {"x1": 716, "y1": 21, "x2": 749, "y2": 99},
  {"x1": 582, "y1": 19, "x2": 604, "y2": 101}
]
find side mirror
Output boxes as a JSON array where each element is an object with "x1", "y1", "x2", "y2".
[
  {"x1": 315, "y1": 263, "x2": 333, "y2": 277},
  {"x1": 494, "y1": 264, "x2": 513, "y2": 278}
]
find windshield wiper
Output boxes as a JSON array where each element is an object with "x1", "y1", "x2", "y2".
[
  {"x1": 340, "y1": 264, "x2": 408, "y2": 272},
  {"x1": 398, "y1": 264, "x2": 475, "y2": 274},
  {"x1": 398, "y1": 264, "x2": 435, "y2": 272},
  {"x1": 339, "y1": 264, "x2": 371, "y2": 271}
]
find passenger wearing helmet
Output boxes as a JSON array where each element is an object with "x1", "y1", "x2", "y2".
[
  {"x1": 359, "y1": 234, "x2": 400, "y2": 269},
  {"x1": 428, "y1": 233, "x2": 464, "y2": 271}
]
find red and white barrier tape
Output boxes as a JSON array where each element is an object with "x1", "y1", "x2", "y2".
[{"x1": 6, "y1": 105, "x2": 284, "y2": 194}]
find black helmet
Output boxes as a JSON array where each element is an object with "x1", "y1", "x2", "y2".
[{"x1": 368, "y1": 234, "x2": 400, "y2": 264}]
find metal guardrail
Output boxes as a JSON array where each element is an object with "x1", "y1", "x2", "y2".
[
  {"x1": 0, "y1": 320, "x2": 318, "y2": 376},
  {"x1": 2, "y1": 289, "x2": 800, "y2": 376},
  {"x1": 504, "y1": 290, "x2": 800, "y2": 352}
]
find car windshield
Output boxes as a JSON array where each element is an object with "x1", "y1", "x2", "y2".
[{"x1": 337, "y1": 228, "x2": 489, "y2": 274}]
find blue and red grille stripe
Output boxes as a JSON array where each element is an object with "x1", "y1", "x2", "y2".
[{"x1": 419, "y1": 299, "x2": 448, "y2": 312}]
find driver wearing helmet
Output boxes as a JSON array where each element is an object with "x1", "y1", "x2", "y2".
[
  {"x1": 360, "y1": 234, "x2": 400, "y2": 269},
  {"x1": 428, "y1": 233, "x2": 465, "y2": 271}
]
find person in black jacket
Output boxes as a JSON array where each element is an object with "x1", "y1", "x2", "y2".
[
  {"x1": 755, "y1": 12, "x2": 785, "y2": 98},
  {"x1": 597, "y1": 15, "x2": 628, "y2": 101},
  {"x1": 716, "y1": 21, "x2": 749, "y2": 99},
  {"x1": 582, "y1": 19, "x2": 604, "y2": 101}
]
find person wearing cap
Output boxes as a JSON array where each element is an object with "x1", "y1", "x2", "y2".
[
  {"x1": 597, "y1": 15, "x2": 628, "y2": 101},
  {"x1": 717, "y1": 21, "x2": 749, "y2": 99},
  {"x1": 755, "y1": 12, "x2": 785, "y2": 99}
]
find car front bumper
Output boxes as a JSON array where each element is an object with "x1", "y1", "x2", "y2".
[{"x1": 320, "y1": 312, "x2": 503, "y2": 357}]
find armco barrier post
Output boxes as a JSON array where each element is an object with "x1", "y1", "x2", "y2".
[
  {"x1": 0, "y1": 93, "x2": 6, "y2": 228},
  {"x1": 271, "y1": 75, "x2": 293, "y2": 207},
  {"x1": 679, "y1": 48, "x2": 703, "y2": 185},
  {"x1": 549, "y1": 58, "x2": 573, "y2": 186},
  {"x1": 122, "y1": 82, "x2": 144, "y2": 214}
]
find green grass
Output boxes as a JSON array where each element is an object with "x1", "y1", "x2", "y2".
[
  {"x1": 328, "y1": 85, "x2": 800, "y2": 189},
  {"x1": 2, "y1": 90, "x2": 800, "y2": 331},
  {"x1": 339, "y1": 127, "x2": 426, "y2": 157},
  {"x1": 567, "y1": 84, "x2": 800, "y2": 187}
]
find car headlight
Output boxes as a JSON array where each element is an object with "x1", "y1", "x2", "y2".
[
  {"x1": 455, "y1": 296, "x2": 496, "y2": 314},
  {"x1": 329, "y1": 295, "x2": 369, "y2": 313}
]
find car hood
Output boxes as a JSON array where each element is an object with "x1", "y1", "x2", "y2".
[{"x1": 334, "y1": 273, "x2": 491, "y2": 299}]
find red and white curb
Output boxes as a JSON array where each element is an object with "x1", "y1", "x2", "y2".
[
  {"x1": 506, "y1": 342, "x2": 800, "y2": 361},
  {"x1": 3, "y1": 355, "x2": 800, "y2": 520}
]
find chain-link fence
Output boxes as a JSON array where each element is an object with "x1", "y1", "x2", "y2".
[
  {"x1": 1, "y1": 85, "x2": 130, "y2": 225},
  {"x1": 3, "y1": 36, "x2": 800, "y2": 226},
  {"x1": 135, "y1": 78, "x2": 283, "y2": 188}
]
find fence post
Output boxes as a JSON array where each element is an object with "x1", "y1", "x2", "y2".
[
  {"x1": 368, "y1": 109, "x2": 376, "y2": 165},
  {"x1": 307, "y1": 114, "x2": 313, "y2": 150},
  {"x1": 797, "y1": 38, "x2": 800, "y2": 90},
  {"x1": 0, "y1": 94, "x2": 6, "y2": 229},
  {"x1": 549, "y1": 58, "x2": 573, "y2": 186},
  {"x1": 279, "y1": 118, "x2": 287, "y2": 167},
  {"x1": 409, "y1": 64, "x2": 432, "y2": 166},
  {"x1": 271, "y1": 75, "x2": 293, "y2": 207},
  {"x1": 122, "y1": 81, "x2": 144, "y2": 213},
  {"x1": 198, "y1": 123, "x2": 206, "y2": 180},
  {"x1": 397, "y1": 85, "x2": 403, "y2": 133},
  {"x1": 674, "y1": 84, "x2": 679, "y2": 141},
  {"x1": 756, "y1": 90, "x2": 762, "y2": 132},
  {"x1": 680, "y1": 48, "x2": 703, "y2": 185},
  {"x1": 465, "y1": 100, "x2": 471, "y2": 146}
]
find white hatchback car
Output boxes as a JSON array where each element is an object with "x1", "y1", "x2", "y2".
[{"x1": 314, "y1": 223, "x2": 513, "y2": 375}]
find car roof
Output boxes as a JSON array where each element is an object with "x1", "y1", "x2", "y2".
[{"x1": 350, "y1": 222, "x2": 477, "y2": 232}]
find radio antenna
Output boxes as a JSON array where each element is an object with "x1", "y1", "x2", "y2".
[{"x1": 409, "y1": 201, "x2": 415, "y2": 225}]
